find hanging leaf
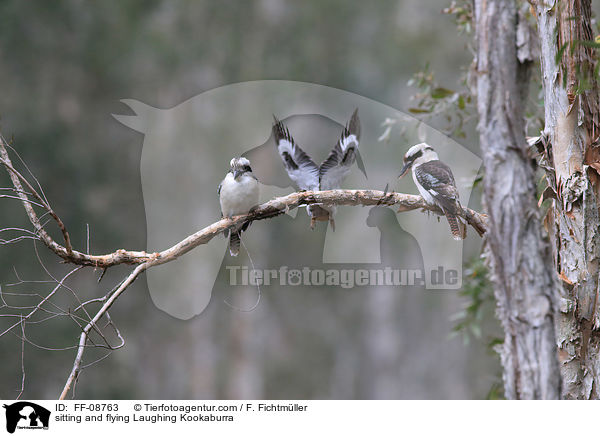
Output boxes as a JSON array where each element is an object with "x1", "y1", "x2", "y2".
[
  {"x1": 408, "y1": 107, "x2": 432, "y2": 114},
  {"x1": 431, "y1": 87, "x2": 456, "y2": 99}
]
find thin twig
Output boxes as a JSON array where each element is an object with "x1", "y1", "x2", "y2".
[
  {"x1": 0, "y1": 267, "x2": 82, "y2": 338},
  {"x1": 17, "y1": 315, "x2": 25, "y2": 400},
  {"x1": 0, "y1": 134, "x2": 73, "y2": 254}
]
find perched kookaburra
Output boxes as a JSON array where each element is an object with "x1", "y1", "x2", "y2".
[
  {"x1": 398, "y1": 143, "x2": 466, "y2": 240},
  {"x1": 218, "y1": 157, "x2": 260, "y2": 256},
  {"x1": 273, "y1": 109, "x2": 361, "y2": 231}
]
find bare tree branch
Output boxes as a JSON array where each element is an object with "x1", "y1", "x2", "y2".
[
  {"x1": 59, "y1": 262, "x2": 147, "y2": 400},
  {"x1": 1, "y1": 132, "x2": 488, "y2": 268},
  {"x1": 0, "y1": 134, "x2": 73, "y2": 255},
  {"x1": 17, "y1": 315, "x2": 25, "y2": 400}
]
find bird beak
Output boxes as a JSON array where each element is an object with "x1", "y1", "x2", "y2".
[{"x1": 398, "y1": 162, "x2": 411, "y2": 178}]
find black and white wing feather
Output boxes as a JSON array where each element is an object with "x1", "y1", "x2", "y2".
[
  {"x1": 414, "y1": 160, "x2": 466, "y2": 240},
  {"x1": 319, "y1": 109, "x2": 361, "y2": 190},
  {"x1": 413, "y1": 160, "x2": 462, "y2": 214},
  {"x1": 273, "y1": 117, "x2": 320, "y2": 191}
]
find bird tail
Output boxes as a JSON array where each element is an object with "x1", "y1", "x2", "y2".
[
  {"x1": 229, "y1": 231, "x2": 241, "y2": 256},
  {"x1": 446, "y1": 213, "x2": 467, "y2": 240}
]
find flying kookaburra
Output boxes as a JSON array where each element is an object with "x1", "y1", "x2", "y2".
[
  {"x1": 398, "y1": 143, "x2": 466, "y2": 240},
  {"x1": 272, "y1": 109, "x2": 361, "y2": 231},
  {"x1": 218, "y1": 157, "x2": 260, "y2": 256}
]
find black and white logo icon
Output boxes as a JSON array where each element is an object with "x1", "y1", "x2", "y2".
[{"x1": 3, "y1": 402, "x2": 50, "y2": 433}]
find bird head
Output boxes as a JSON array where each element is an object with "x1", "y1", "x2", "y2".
[
  {"x1": 398, "y1": 143, "x2": 438, "y2": 178},
  {"x1": 230, "y1": 157, "x2": 253, "y2": 180}
]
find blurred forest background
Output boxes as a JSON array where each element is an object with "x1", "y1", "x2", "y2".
[{"x1": 0, "y1": 0, "x2": 503, "y2": 399}]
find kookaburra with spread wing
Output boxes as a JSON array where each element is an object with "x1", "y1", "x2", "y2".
[
  {"x1": 398, "y1": 143, "x2": 466, "y2": 240},
  {"x1": 218, "y1": 157, "x2": 260, "y2": 256},
  {"x1": 272, "y1": 109, "x2": 361, "y2": 231}
]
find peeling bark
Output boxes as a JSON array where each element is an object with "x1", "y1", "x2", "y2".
[
  {"x1": 474, "y1": 0, "x2": 561, "y2": 399},
  {"x1": 536, "y1": 0, "x2": 600, "y2": 399}
]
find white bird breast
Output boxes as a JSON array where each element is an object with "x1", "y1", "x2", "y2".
[{"x1": 219, "y1": 172, "x2": 259, "y2": 217}]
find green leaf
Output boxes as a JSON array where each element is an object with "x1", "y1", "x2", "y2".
[
  {"x1": 488, "y1": 338, "x2": 504, "y2": 347},
  {"x1": 576, "y1": 39, "x2": 600, "y2": 49},
  {"x1": 408, "y1": 107, "x2": 432, "y2": 114},
  {"x1": 431, "y1": 87, "x2": 455, "y2": 99},
  {"x1": 458, "y1": 94, "x2": 466, "y2": 110}
]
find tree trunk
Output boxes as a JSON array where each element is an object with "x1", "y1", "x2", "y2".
[
  {"x1": 536, "y1": 0, "x2": 600, "y2": 399},
  {"x1": 474, "y1": 0, "x2": 561, "y2": 399}
]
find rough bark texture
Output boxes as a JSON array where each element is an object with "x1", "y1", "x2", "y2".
[
  {"x1": 536, "y1": 0, "x2": 600, "y2": 399},
  {"x1": 474, "y1": 0, "x2": 561, "y2": 399}
]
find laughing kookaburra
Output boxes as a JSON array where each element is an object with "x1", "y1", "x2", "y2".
[
  {"x1": 272, "y1": 109, "x2": 361, "y2": 231},
  {"x1": 218, "y1": 157, "x2": 260, "y2": 256},
  {"x1": 398, "y1": 143, "x2": 466, "y2": 240}
]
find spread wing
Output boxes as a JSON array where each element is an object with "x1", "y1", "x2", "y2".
[
  {"x1": 319, "y1": 109, "x2": 361, "y2": 190},
  {"x1": 273, "y1": 116, "x2": 319, "y2": 191},
  {"x1": 414, "y1": 160, "x2": 462, "y2": 215}
]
